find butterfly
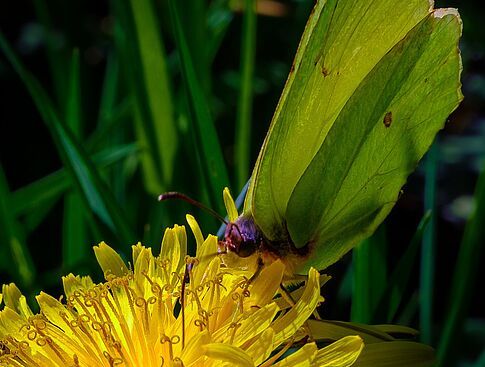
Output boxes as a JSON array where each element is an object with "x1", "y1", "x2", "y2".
[{"x1": 219, "y1": 0, "x2": 463, "y2": 275}]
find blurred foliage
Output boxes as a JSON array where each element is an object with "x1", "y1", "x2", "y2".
[{"x1": 0, "y1": 1, "x2": 484, "y2": 366}]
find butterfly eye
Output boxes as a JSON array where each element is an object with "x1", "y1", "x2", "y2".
[{"x1": 235, "y1": 239, "x2": 258, "y2": 258}]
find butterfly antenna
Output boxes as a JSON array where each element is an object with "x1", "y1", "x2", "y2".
[
  {"x1": 229, "y1": 222, "x2": 244, "y2": 239},
  {"x1": 158, "y1": 192, "x2": 228, "y2": 225}
]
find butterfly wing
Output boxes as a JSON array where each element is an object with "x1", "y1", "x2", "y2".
[
  {"x1": 287, "y1": 9, "x2": 463, "y2": 272},
  {"x1": 244, "y1": 0, "x2": 462, "y2": 271}
]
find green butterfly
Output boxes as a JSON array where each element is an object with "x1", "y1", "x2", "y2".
[{"x1": 221, "y1": 0, "x2": 463, "y2": 274}]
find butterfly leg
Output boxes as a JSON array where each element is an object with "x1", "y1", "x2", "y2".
[{"x1": 247, "y1": 256, "x2": 265, "y2": 284}]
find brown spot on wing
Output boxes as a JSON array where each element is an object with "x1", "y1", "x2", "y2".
[{"x1": 383, "y1": 111, "x2": 392, "y2": 127}]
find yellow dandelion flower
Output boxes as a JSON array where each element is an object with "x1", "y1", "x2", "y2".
[{"x1": 0, "y1": 216, "x2": 364, "y2": 366}]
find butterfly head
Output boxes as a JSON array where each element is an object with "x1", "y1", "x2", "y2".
[{"x1": 221, "y1": 216, "x2": 262, "y2": 258}]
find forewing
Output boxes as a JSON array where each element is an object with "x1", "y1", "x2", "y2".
[
  {"x1": 286, "y1": 9, "x2": 462, "y2": 272},
  {"x1": 245, "y1": 0, "x2": 432, "y2": 240}
]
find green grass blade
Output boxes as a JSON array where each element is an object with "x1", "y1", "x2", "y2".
[
  {"x1": 420, "y1": 142, "x2": 438, "y2": 344},
  {"x1": 352, "y1": 341, "x2": 435, "y2": 367},
  {"x1": 63, "y1": 191, "x2": 88, "y2": 268},
  {"x1": 63, "y1": 49, "x2": 88, "y2": 268},
  {"x1": 45, "y1": 109, "x2": 136, "y2": 245},
  {"x1": 0, "y1": 166, "x2": 35, "y2": 287},
  {"x1": 97, "y1": 53, "x2": 120, "y2": 129},
  {"x1": 351, "y1": 225, "x2": 387, "y2": 323},
  {"x1": 32, "y1": 0, "x2": 67, "y2": 107},
  {"x1": 23, "y1": 198, "x2": 58, "y2": 234},
  {"x1": 475, "y1": 348, "x2": 485, "y2": 367},
  {"x1": 397, "y1": 293, "x2": 419, "y2": 327},
  {"x1": 11, "y1": 144, "x2": 138, "y2": 217},
  {"x1": 63, "y1": 189, "x2": 89, "y2": 264},
  {"x1": 437, "y1": 158, "x2": 485, "y2": 367},
  {"x1": 207, "y1": 1, "x2": 234, "y2": 64},
  {"x1": 12, "y1": 172, "x2": 67, "y2": 218},
  {"x1": 66, "y1": 49, "x2": 81, "y2": 133},
  {"x1": 168, "y1": 0, "x2": 230, "y2": 213},
  {"x1": 88, "y1": 99, "x2": 132, "y2": 151},
  {"x1": 179, "y1": 0, "x2": 210, "y2": 90},
  {"x1": 374, "y1": 212, "x2": 431, "y2": 322},
  {"x1": 235, "y1": 0, "x2": 257, "y2": 190},
  {"x1": 0, "y1": 32, "x2": 136, "y2": 245},
  {"x1": 113, "y1": 0, "x2": 178, "y2": 194},
  {"x1": 16, "y1": 144, "x2": 138, "y2": 243},
  {"x1": 92, "y1": 54, "x2": 129, "y2": 202}
]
